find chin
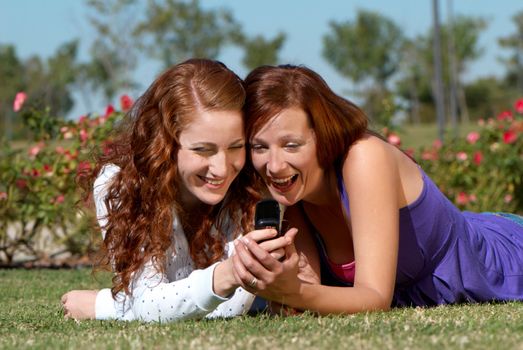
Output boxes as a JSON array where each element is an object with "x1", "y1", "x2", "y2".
[
  {"x1": 198, "y1": 192, "x2": 227, "y2": 206},
  {"x1": 270, "y1": 190, "x2": 299, "y2": 207}
]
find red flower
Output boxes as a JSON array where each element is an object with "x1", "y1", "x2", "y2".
[
  {"x1": 514, "y1": 98, "x2": 523, "y2": 114},
  {"x1": 456, "y1": 192, "x2": 469, "y2": 205},
  {"x1": 0, "y1": 192, "x2": 7, "y2": 200},
  {"x1": 120, "y1": 94, "x2": 134, "y2": 111},
  {"x1": 473, "y1": 151, "x2": 483, "y2": 166},
  {"x1": 497, "y1": 111, "x2": 513, "y2": 121},
  {"x1": 503, "y1": 130, "x2": 518, "y2": 144},
  {"x1": 77, "y1": 161, "x2": 92, "y2": 173},
  {"x1": 16, "y1": 179, "x2": 27, "y2": 189},
  {"x1": 78, "y1": 115, "x2": 88, "y2": 124},
  {"x1": 104, "y1": 104, "x2": 115, "y2": 118},
  {"x1": 13, "y1": 92, "x2": 27, "y2": 112},
  {"x1": 432, "y1": 139, "x2": 443, "y2": 150}
]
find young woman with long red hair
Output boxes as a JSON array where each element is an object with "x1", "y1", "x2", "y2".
[
  {"x1": 60, "y1": 59, "x2": 292, "y2": 322},
  {"x1": 231, "y1": 64, "x2": 523, "y2": 314}
]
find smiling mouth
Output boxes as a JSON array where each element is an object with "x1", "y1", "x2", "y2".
[
  {"x1": 199, "y1": 176, "x2": 225, "y2": 186},
  {"x1": 269, "y1": 174, "x2": 298, "y2": 191}
]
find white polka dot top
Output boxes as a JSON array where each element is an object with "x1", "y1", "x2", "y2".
[{"x1": 93, "y1": 165, "x2": 255, "y2": 322}]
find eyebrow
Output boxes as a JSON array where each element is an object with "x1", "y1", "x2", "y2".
[
  {"x1": 251, "y1": 135, "x2": 305, "y2": 143},
  {"x1": 188, "y1": 138, "x2": 245, "y2": 147}
]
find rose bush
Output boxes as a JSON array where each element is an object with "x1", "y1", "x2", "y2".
[
  {"x1": 0, "y1": 95, "x2": 131, "y2": 265},
  {"x1": 1, "y1": 94, "x2": 521, "y2": 265},
  {"x1": 415, "y1": 98, "x2": 523, "y2": 214}
]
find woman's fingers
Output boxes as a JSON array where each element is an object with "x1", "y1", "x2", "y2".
[
  {"x1": 244, "y1": 228, "x2": 279, "y2": 243},
  {"x1": 232, "y1": 242, "x2": 262, "y2": 291},
  {"x1": 256, "y1": 227, "x2": 298, "y2": 252}
]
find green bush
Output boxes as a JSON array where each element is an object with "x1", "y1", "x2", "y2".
[
  {"x1": 0, "y1": 97, "x2": 129, "y2": 264},
  {"x1": 416, "y1": 98, "x2": 523, "y2": 214}
]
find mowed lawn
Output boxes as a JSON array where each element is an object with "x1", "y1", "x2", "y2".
[
  {"x1": 1, "y1": 269, "x2": 522, "y2": 350},
  {"x1": 395, "y1": 121, "x2": 480, "y2": 150}
]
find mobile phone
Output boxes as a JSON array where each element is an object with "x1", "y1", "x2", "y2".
[{"x1": 254, "y1": 199, "x2": 281, "y2": 235}]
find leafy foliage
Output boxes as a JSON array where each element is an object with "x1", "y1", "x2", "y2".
[
  {"x1": 0, "y1": 97, "x2": 130, "y2": 264},
  {"x1": 416, "y1": 98, "x2": 523, "y2": 213}
]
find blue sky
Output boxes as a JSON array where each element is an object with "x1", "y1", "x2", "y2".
[{"x1": 1, "y1": 0, "x2": 522, "y2": 119}]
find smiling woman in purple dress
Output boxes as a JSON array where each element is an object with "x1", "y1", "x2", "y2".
[{"x1": 231, "y1": 64, "x2": 523, "y2": 314}]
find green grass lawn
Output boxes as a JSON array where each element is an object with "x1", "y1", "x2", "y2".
[
  {"x1": 395, "y1": 122, "x2": 480, "y2": 150},
  {"x1": 1, "y1": 269, "x2": 522, "y2": 349}
]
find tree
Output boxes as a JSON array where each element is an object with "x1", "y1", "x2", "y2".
[
  {"x1": 498, "y1": 10, "x2": 523, "y2": 93},
  {"x1": 322, "y1": 10, "x2": 404, "y2": 124},
  {"x1": 237, "y1": 32, "x2": 286, "y2": 70},
  {"x1": 0, "y1": 41, "x2": 80, "y2": 139},
  {"x1": 0, "y1": 45, "x2": 24, "y2": 139},
  {"x1": 83, "y1": 0, "x2": 141, "y2": 103},
  {"x1": 396, "y1": 15, "x2": 487, "y2": 124},
  {"x1": 137, "y1": 0, "x2": 240, "y2": 68}
]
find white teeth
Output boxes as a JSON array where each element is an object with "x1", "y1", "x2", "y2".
[
  {"x1": 271, "y1": 175, "x2": 295, "y2": 184},
  {"x1": 203, "y1": 178, "x2": 224, "y2": 185}
]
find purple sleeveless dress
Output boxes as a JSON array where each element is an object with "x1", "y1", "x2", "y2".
[{"x1": 311, "y1": 168, "x2": 523, "y2": 307}]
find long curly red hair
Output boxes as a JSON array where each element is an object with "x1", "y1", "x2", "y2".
[{"x1": 81, "y1": 59, "x2": 260, "y2": 297}]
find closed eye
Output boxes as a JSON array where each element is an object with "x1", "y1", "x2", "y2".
[
  {"x1": 250, "y1": 144, "x2": 268, "y2": 152},
  {"x1": 190, "y1": 147, "x2": 214, "y2": 154}
]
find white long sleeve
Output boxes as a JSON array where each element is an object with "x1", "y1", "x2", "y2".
[{"x1": 93, "y1": 165, "x2": 255, "y2": 322}]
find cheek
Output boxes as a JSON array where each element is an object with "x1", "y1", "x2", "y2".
[
  {"x1": 234, "y1": 153, "x2": 246, "y2": 171},
  {"x1": 250, "y1": 152, "x2": 266, "y2": 172}
]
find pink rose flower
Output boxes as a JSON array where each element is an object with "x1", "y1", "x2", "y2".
[
  {"x1": 456, "y1": 192, "x2": 469, "y2": 205},
  {"x1": 80, "y1": 129, "x2": 88, "y2": 143},
  {"x1": 504, "y1": 194, "x2": 513, "y2": 203},
  {"x1": 0, "y1": 192, "x2": 7, "y2": 200},
  {"x1": 55, "y1": 194, "x2": 65, "y2": 204},
  {"x1": 387, "y1": 133, "x2": 401, "y2": 146},
  {"x1": 456, "y1": 152, "x2": 468, "y2": 161},
  {"x1": 466, "y1": 131, "x2": 480, "y2": 144},
  {"x1": 13, "y1": 92, "x2": 27, "y2": 112},
  {"x1": 28, "y1": 144, "x2": 43, "y2": 158}
]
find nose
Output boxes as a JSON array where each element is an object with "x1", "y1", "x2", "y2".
[
  {"x1": 266, "y1": 148, "x2": 286, "y2": 174},
  {"x1": 209, "y1": 151, "x2": 227, "y2": 177}
]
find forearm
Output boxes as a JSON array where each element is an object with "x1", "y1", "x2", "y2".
[
  {"x1": 283, "y1": 283, "x2": 392, "y2": 315},
  {"x1": 95, "y1": 262, "x2": 240, "y2": 322}
]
